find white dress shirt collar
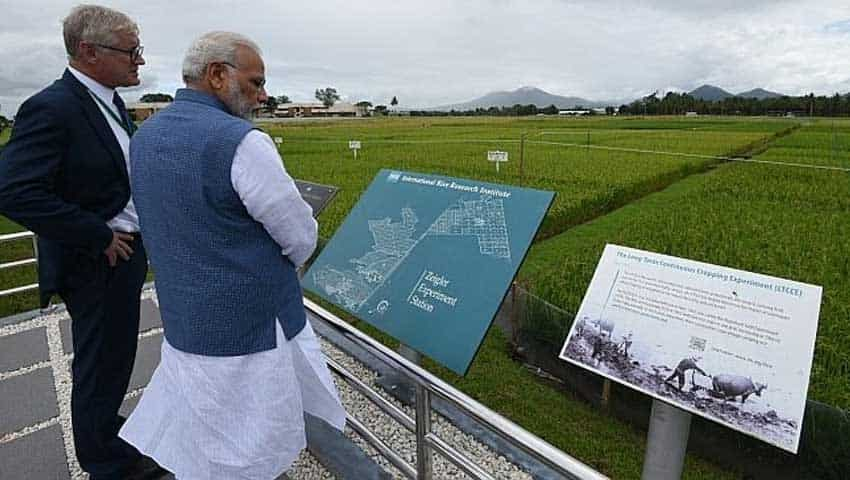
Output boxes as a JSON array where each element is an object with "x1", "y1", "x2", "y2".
[{"x1": 68, "y1": 65, "x2": 118, "y2": 112}]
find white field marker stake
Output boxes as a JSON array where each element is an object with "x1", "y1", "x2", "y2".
[
  {"x1": 349, "y1": 140, "x2": 361, "y2": 160},
  {"x1": 487, "y1": 150, "x2": 508, "y2": 172}
]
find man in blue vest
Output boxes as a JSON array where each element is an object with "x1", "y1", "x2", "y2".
[
  {"x1": 0, "y1": 5, "x2": 165, "y2": 479},
  {"x1": 120, "y1": 32, "x2": 346, "y2": 479}
]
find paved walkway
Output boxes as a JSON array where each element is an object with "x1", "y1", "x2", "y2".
[
  {"x1": 0, "y1": 293, "x2": 388, "y2": 480},
  {"x1": 0, "y1": 293, "x2": 164, "y2": 479}
]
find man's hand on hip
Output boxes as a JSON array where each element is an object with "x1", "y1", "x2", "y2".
[{"x1": 103, "y1": 231, "x2": 134, "y2": 267}]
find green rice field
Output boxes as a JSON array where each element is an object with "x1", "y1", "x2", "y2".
[{"x1": 519, "y1": 120, "x2": 850, "y2": 410}]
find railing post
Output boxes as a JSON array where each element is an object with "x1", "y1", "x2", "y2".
[
  {"x1": 30, "y1": 234, "x2": 39, "y2": 262},
  {"x1": 415, "y1": 384, "x2": 433, "y2": 479}
]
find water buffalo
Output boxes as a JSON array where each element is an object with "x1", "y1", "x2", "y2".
[{"x1": 711, "y1": 374, "x2": 767, "y2": 403}]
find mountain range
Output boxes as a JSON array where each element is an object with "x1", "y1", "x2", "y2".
[
  {"x1": 687, "y1": 85, "x2": 785, "y2": 101},
  {"x1": 430, "y1": 85, "x2": 787, "y2": 111},
  {"x1": 434, "y1": 86, "x2": 609, "y2": 110}
]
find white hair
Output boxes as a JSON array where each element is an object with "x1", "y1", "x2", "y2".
[
  {"x1": 182, "y1": 31, "x2": 262, "y2": 83},
  {"x1": 63, "y1": 4, "x2": 139, "y2": 59}
]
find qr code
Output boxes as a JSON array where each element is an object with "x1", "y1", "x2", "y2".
[{"x1": 689, "y1": 336, "x2": 707, "y2": 352}]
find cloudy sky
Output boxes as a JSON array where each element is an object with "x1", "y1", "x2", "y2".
[{"x1": 2, "y1": 0, "x2": 850, "y2": 115}]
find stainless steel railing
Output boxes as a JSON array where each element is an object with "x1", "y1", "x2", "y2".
[
  {"x1": 0, "y1": 231, "x2": 38, "y2": 297},
  {"x1": 305, "y1": 298, "x2": 609, "y2": 480}
]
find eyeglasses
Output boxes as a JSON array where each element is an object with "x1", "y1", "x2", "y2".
[
  {"x1": 220, "y1": 62, "x2": 266, "y2": 90},
  {"x1": 95, "y1": 43, "x2": 144, "y2": 62}
]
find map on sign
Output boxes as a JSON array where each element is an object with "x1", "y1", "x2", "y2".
[
  {"x1": 303, "y1": 170, "x2": 553, "y2": 375},
  {"x1": 294, "y1": 180, "x2": 338, "y2": 217}
]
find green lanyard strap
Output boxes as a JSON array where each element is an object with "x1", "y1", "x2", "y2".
[{"x1": 88, "y1": 91, "x2": 135, "y2": 137}]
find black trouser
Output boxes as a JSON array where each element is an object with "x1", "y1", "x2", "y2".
[{"x1": 60, "y1": 235, "x2": 147, "y2": 477}]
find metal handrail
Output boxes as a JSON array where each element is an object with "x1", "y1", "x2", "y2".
[
  {"x1": 0, "y1": 231, "x2": 39, "y2": 298},
  {"x1": 305, "y1": 297, "x2": 608, "y2": 480},
  {"x1": 0, "y1": 231, "x2": 35, "y2": 243}
]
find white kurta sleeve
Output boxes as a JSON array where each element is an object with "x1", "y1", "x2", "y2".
[{"x1": 231, "y1": 130, "x2": 317, "y2": 268}]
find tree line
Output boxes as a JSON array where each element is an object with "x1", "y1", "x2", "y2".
[{"x1": 617, "y1": 91, "x2": 850, "y2": 116}]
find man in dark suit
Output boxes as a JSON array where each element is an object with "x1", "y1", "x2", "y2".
[{"x1": 0, "y1": 5, "x2": 164, "y2": 479}]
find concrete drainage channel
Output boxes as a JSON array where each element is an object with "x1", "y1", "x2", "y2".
[{"x1": 0, "y1": 287, "x2": 548, "y2": 479}]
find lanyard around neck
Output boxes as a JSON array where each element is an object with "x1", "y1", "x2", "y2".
[{"x1": 88, "y1": 90, "x2": 134, "y2": 137}]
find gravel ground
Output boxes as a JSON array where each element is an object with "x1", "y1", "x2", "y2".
[
  {"x1": 1, "y1": 289, "x2": 533, "y2": 479},
  {"x1": 320, "y1": 337, "x2": 532, "y2": 480}
]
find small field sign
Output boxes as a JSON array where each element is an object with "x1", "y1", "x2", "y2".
[
  {"x1": 487, "y1": 150, "x2": 509, "y2": 172},
  {"x1": 349, "y1": 140, "x2": 361, "y2": 159}
]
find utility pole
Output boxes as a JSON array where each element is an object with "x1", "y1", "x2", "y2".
[{"x1": 519, "y1": 133, "x2": 526, "y2": 187}]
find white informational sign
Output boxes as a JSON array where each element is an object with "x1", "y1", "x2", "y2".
[
  {"x1": 349, "y1": 140, "x2": 361, "y2": 159},
  {"x1": 487, "y1": 150, "x2": 508, "y2": 172},
  {"x1": 559, "y1": 244, "x2": 821, "y2": 453},
  {"x1": 274, "y1": 136, "x2": 283, "y2": 145}
]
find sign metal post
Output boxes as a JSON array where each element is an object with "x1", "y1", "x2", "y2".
[{"x1": 641, "y1": 400, "x2": 692, "y2": 480}]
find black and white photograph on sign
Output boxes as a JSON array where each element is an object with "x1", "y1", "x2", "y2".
[{"x1": 559, "y1": 244, "x2": 822, "y2": 453}]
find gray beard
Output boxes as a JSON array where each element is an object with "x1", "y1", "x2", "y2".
[{"x1": 224, "y1": 80, "x2": 255, "y2": 120}]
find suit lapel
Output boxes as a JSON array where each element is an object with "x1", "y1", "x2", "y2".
[{"x1": 61, "y1": 69, "x2": 129, "y2": 184}]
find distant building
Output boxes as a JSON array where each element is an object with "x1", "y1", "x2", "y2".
[
  {"x1": 685, "y1": 111, "x2": 699, "y2": 117},
  {"x1": 558, "y1": 109, "x2": 591, "y2": 116},
  {"x1": 126, "y1": 102, "x2": 171, "y2": 121},
  {"x1": 275, "y1": 102, "x2": 368, "y2": 118}
]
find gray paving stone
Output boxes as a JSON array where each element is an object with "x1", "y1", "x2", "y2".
[
  {"x1": 0, "y1": 328, "x2": 49, "y2": 373},
  {"x1": 0, "y1": 424, "x2": 70, "y2": 480},
  {"x1": 59, "y1": 318, "x2": 72, "y2": 354},
  {"x1": 119, "y1": 394, "x2": 141, "y2": 418},
  {"x1": 0, "y1": 369, "x2": 58, "y2": 435},
  {"x1": 139, "y1": 298, "x2": 163, "y2": 332},
  {"x1": 0, "y1": 309, "x2": 41, "y2": 328},
  {"x1": 128, "y1": 334, "x2": 163, "y2": 392},
  {"x1": 58, "y1": 299, "x2": 160, "y2": 356},
  {"x1": 306, "y1": 414, "x2": 393, "y2": 479}
]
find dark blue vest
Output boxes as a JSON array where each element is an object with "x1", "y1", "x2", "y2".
[{"x1": 130, "y1": 88, "x2": 305, "y2": 356}]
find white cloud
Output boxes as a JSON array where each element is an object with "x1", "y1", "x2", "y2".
[{"x1": 1, "y1": 0, "x2": 850, "y2": 116}]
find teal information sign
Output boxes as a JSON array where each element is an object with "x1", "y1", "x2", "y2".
[{"x1": 303, "y1": 170, "x2": 554, "y2": 375}]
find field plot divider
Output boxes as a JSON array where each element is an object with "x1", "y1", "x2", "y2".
[{"x1": 526, "y1": 140, "x2": 850, "y2": 172}]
